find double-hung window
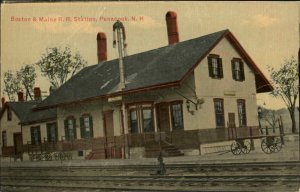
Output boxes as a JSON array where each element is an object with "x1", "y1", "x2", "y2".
[
  {"x1": 231, "y1": 58, "x2": 245, "y2": 81},
  {"x1": 31, "y1": 126, "x2": 41, "y2": 145},
  {"x1": 128, "y1": 103, "x2": 154, "y2": 134},
  {"x1": 129, "y1": 109, "x2": 138, "y2": 133},
  {"x1": 80, "y1": 115, "x2": 93, "y2": 138},
  {"x1": 142, "y1": 108, "x2": 154, "y2": 133},
  {"x1": 170, "y1": 102, "x2": 184, "y2": 130},
  {"x1": 64, "y1": 117, "x2": 77, "y2": 140},
  {"x1": 47, "y1": 122, "x2": 58, "y2": 142},
  {"x1": 237, "y1": 99, "x2": 247, "y2": 127},
  {"x1": 214, "y1": 99, "x2": 225, "y2": 128},
  {"x1": 208, "y1": 55, "x2": 223, "y2": 79}
]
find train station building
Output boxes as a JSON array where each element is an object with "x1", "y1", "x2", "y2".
[{"x1": 0, "y1": 11, "x2": 273, "y2": 161}]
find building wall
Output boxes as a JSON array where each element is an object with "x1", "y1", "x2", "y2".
[
  {"x1": 0, "y1": 109, "x2": 21, "y2": 147},
  {"x1": 121, "y1": 75, "x2": 197, "y2": 132},
  {"x1": 52, "y1": 38, "x2": 260, "y2": 138},
  {"x1": 22, "y1": 120, "x2": 57, "y2": 144},
  {"x1": 193, "y1": 37, "x2": 258, "y2": 129},
  {"x1": 57, "y1": 100, "x2": 123, "y2": 140}
]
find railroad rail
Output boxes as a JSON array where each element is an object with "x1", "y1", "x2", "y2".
[
  {"x1": 1, "y1": 175, "x2": 299, "y2": 192},
  {"x1": 1, "y1": 161, "x2": 299, "y2": 191}
]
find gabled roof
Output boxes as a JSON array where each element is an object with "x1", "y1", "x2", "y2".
[
  {"x1": 35, "y1": 29, "x2": 273, "y2": 110},
  {"x1": 0, "y1": 102, "x2": 37, "y2": 122},
  {"x1": 0, "y1": 101, "x2": 56, "y2": 125}
]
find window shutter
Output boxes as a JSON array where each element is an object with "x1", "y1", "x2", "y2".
[
  {"x1": 89, "y1": 116, "x2": 94, "y2": 138},
  {"x1": 231, "y1": 60, "x2": 236, "y2": 80},
  {"x1": 30, "y1": 127, "x2": 34, "y2": 144},
  {"x1": 218, "y1": 58, "x2": 223, "y2": 78},
  {"x1": 64, "y1": 120, "x2": 69, "y2": 141},
  {"x1": 80, "y1": 117, "x2": 85, "y2": 139},
  {"x1": 37, "y1": 127, "x2": 41, "y2": 144},
  {"x1": 240, "y1": 61, "x2": 245, "y2": 81},
  {"x1": 208, "y1": 57, "x2": 213, "y2": 77},
  {"x1": 55, "y1": 123, "x2": 58, "y2": 141},
  {"x1": 73, "y1": 119, "x2": 77, "y2": 139},
  {"x1": 46, "y1": 124, "x2": 51, "y2": 142}
]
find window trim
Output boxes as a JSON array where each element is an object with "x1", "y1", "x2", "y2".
[
  {"x1": 170, "y1": 101, "x2": 184, "y2": 131},
  {"x1": 46, "y1": 122, "x2": 58, "y2": 142},
  {"x1": 231, "y1": 58, "x2": 245, "y2": 81},
  {"x1": 129, "y1": 108, "x2": 139, "y2": 134},
  {"x1": 213, "y1": 98, "x2": 225, "y2": 128},
  {"x1": 64, "y1": 117, "x2": 77, "y2": 141},
  {"x1": 127, "y1": 102, "x2": 154, "y2": 134},
  {"x1": 80, "y1": 114, "x2": 93, "y2": 139},
  {"x1": 2, "y1": 131, "x2": 7, "y2": 147},
  {"x1": 141, "y1": 107, "x2": 154, "y2": 133},
  {"x1": 30, "y1": 126, "x2": 41, "y2": 145},
  {"x1": 208, "y1": 54, "x2": 223, "y2": 79},
  {"x1": 237, "y1": 99, "x2": 247, "y2": 127}
]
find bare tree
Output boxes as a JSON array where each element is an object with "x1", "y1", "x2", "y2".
[
  {"x1": 17, "y1": 65, "x2": 37, "y2": 100},
  {"x1": 268, "y1": 57, "x2": 299, "y2": 133},
  {"x1": 3, "y1": 65, "x2": 37, "y2": 101},
  {"x1": 3, "y1": 71, "x2": 21, "y2": 101},
  {"x1": 36, "y1": 46, "x2": 87, "y2": 89},
  {"x1": 259, "y1": 107, "x2": 278, "y2": 130}
]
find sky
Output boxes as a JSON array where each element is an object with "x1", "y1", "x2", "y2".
[{"x1": 1, "y1": 1, "x2": 299, "y2": 109}]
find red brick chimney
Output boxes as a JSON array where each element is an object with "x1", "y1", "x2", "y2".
[
  {"x1": 166, "y1": 11, "x2": 179, "y2": 45},
  {"x1": 97, "y1": 32, "x2": 107, "y2": 63},
  {"x1": 1, "y1": 97, "x2": 5, "y2": 107},
  {"x1": 34, "y1": 87, "x2": 42, "y2": 101},
  {"x1": 17, "y1": 91, "x2": 24, "y2": 102}
]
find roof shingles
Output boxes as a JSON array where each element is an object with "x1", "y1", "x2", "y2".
[
  {"x1": 36, "y1": 30, "x2": 228, "y2": 109},
  {"x1": 1, "y1": 102, "x2": 56, "y2": 125}
]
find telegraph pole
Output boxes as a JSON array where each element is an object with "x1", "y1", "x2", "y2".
[{"x1": 113, "y1": 20, "x2": 129, "y2": 158}]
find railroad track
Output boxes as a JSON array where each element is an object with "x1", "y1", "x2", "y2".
[
  {"x1": 1, "y1": 175, "x2": 300, "y2": 191},
  {"x1": 1, "y1": 161, "x2": 299, "y2": 191},
  {"x1": 1, "y1": 175, "x2": 300, "y2": 192},
  {"x1": 1, "y1": 161, "x2": 299, "y2": 171}
]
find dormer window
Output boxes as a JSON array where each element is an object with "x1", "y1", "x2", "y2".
[
  {"x1": 208, "y1": 55, "x2": 223, "y2": 79},
  {"x1": 231, "y1": 58, "x2": 245, "y2": 81}
]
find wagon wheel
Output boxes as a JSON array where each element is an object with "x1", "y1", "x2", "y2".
[
  {"x1": 270, "y1": 137, "x2": 282, "y2": 153},
  {"x1": 231, "y1": 141, "x2": 242, "y2": 155},
  {"x1": 241, "y1": 140, "x2": 251, "y2": 154},
  {"x1": 261, "y1": 138, "x2": 272, "y2": 154}
]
